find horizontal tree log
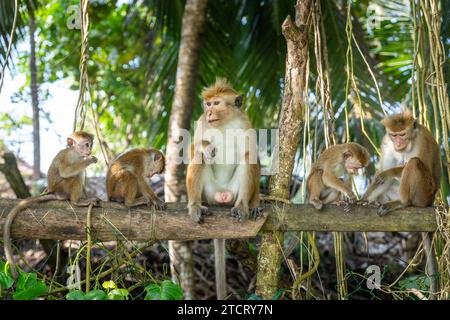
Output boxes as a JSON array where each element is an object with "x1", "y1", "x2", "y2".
[{"x1": 0, "y1": 199, "x2": 437, "y2": 241}]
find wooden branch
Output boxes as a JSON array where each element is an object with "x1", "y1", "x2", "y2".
[{"x1": 0, "y1": 199, "x2": 437, "y2": 242}]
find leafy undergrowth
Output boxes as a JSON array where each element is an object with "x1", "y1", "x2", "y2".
[{"x1": 0, "y1": 259, "x2": 182, "y2": 300}]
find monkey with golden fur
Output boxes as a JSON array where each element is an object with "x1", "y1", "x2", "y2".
[
  {"x1": 106, "y1": 148, "x2": 166, "y2": 209},
  {"x1": 363, "y1": 112, "x2": 441, "y2": 216},
  {"x1": 307, "y1": 143, "x2": 370, "y2": 210},
  {"x1": 3, "y1": 131, "x2": 98, "y2": 278},
  {"x1": 186, "y1": 79, "x2": 261, "y2": 223},
  {"x1": 186, "y1": 79, "x2": 261, "y2": 300}
]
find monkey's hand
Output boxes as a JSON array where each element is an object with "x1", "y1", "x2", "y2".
[
  {"x1": 188, "y1": 204, "x2": 209, "y2": 223},
  {"x1": 374, "y1": 172, "x2": 388, "y2": 185},
  {"x1": 151, "y1": 198, "x2": 167, "y2": 211},
  {"x1": 345, "y1": 192, "x2": 357, "y2": 203},
  {"x1": 250, "y1": 207, "x2": 263, "y2": 220},
  {"x1": 87, "y1": 156, "x2": 98, "y2": 164},
  {"x1": 231, "y1": 205, "x2": 250, "y2": 222},
  {"x1": 203, "y1": 143, "x2": 216, "y2": 162}
]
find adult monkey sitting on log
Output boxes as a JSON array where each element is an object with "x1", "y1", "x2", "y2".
[
  {"x1": 186, "y1": 79, "x2": 261, "y2": 299},
  {"x1": 362, "y1": 111, "x2": 441, "y2": 299},
  {"x1": 3, "y1": 131, "x2": 99, "y2": 278},
  {"x1": 363, "y1": 112, "x2": 441, "y2": 216}
]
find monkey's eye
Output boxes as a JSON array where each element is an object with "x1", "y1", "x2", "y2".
[
  {"x1": 213, "y1": 101, "x2": 220, "y2": 106},
  {"x1": 85, "y1": 143, "x2": 90, "y2": 147},
  {"x1": 398, "y1": 133, "x2": 405, "y2": 137},
  {"x1": 206, "y1": 102, "x2": 211, "y2": 107}
]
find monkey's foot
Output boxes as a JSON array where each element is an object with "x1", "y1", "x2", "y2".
[
  {"x1": 231, "y1": 206, "x2": 250, "y2": 222},
  {"x1": 334, "y1": 200, "x2": 354, "y2": 213},
  {"x1": 377, "y1": 204, "x2": 391, "y2": 216},
  {"x1": 188, "y1": 205, "x2": 209, "y2": 224},
  {"x1": 310, "y1": 199, "x2": 323, "y2": 210},
  {"x1": 152, "y1": 199, "x2": 167, "y2": 211},
  {"x1": 250, "y1": 207, "x2": 263, "y2": 220}
]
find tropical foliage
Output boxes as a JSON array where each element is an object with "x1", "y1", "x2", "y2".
[{"x1": 0, "y1": 0, "x2": 449, "y2": 300}]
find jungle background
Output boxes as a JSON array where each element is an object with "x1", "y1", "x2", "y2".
[{"x1": 0, "y1": 0, "x2": 449, "y2": 300}]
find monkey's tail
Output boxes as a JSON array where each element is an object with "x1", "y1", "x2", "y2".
[
  {"x1": 214, "y1": 238, "x2": 226, "y2": 299},
  {"x1": 3, "y1": 193, "x2": 58, "y2": 278}
]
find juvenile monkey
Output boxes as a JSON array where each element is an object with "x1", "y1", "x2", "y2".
[
  {"x1": 3, "y1": 131, "x2": 98, "y2": 278},
  {"x1": 106, "y1": 148, "x2": 166, "y2": 209},
  {"x1": 186, "y1": 79, "x2": 261, "y2": 299},
  {"x1": 306, "y1": 143, "x2": 370, "y2": 210},
  {"x1": 363, "y1": 112, "x2": 441, "y2": 216}
]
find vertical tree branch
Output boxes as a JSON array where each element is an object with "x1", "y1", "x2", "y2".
[
  {"x1": 28, "y1": 0, "x2": 41, "y2": 179},
  {"x1": 164, "y1": 0, "x2": 208, "y2": 300},
  {"x1": 256, "y1": 0, "x2": 312, "y2": 299}
]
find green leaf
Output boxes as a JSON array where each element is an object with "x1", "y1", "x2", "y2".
[
  {"x1": 66, "y1": 290, "x2": 86, "y2": 300},
  {"x1": 145, "y1": 280, "x2": 183, "y2": 300},
  {"x1": 84, "y1": 289, "x2": 108, "y2": 300},
  {"x1": 102, "y1": 280, "x2": 117, "y2": 290},
  {"x1": 108, "y1": 289, "x2": 129, "y2": 300},
  {"x1": 13, "y1": 273, "x2": 48, "y2": 300},
  {"x1": 271, "y1": 289, "x2": 284, "y2": 300},
  {"x1": 247, "y1": 293, "x2": 262, "y2": 300},
  {"x1": 399, "y1": 275, "x2": 430, "y2": 291},
  {"x1": 0, "y1": 261, "x2": 14, "y2": 289}
]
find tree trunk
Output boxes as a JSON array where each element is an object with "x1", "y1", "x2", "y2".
[
  {"x1": 164, "y1": 0, "x2": 208, "y2": 300},
  {"x1": 255, "y1": 0, "x2": 312, "y2": 299},
  {"x1": 29, "y1": 5, "x2": 41, "y2": 180},
  {"x1": 0, "y1": 152, "x2": 31, "y2": 198}
]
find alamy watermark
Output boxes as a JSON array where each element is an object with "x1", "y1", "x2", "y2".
[
  {"x1": 366, "y1": 265, "x2": 381, "y2": 290},
  {"x1": 167, "y1": 128, "x2": 280, "y2": 175},
  {"x1": 66, "y1": 5, "x2": 81, "y2": 30}
]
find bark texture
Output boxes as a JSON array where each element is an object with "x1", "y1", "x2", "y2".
[
  {"x1": 164, "y1": 0, "x2": 208, "y2": 300},
  {"x1": 28, "y1": 5, "x2": 41, "y2": 180},
  {"x1": 0, "y1": 152, "x2": 31, "y2": 199},
  {"x1": 256, "y1": 0, "x2": 312, "y2": 299},
  {"x1": 0, "y1": 200, "x2": 436, "y2": 240}
]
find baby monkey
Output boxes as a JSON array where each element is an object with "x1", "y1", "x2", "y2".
[
  {"x1": 306, "y1": 143, "x2": 370, "y2": 210},
  {"x1": 4, "y1": 131, "x2": 98, "y2": 278},
  {"x1": 106, "y1": 148, "x2": 166, "y2": 209}
]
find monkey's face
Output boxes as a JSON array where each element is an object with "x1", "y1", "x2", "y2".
[
  {"x1": 145, "y1": 151, "x2": 165, "y2": 177},
  {"x1": 388, "y1": 129, "x2": 411, "y2": 152},
  {"x1": 344, "y1": 155, "x2": 366, "y2": 175},
  {"x1": 69, "y1": 137, "x2": 93, "y2": 158},
  {"x1": 203, "y1": 97, "x2": 235, "y2": 128}
]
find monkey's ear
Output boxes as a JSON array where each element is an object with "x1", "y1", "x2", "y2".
[
  {"x1": 235, "y1": 95, "x2": 243, "y2": 108},
  {"x1": 153, "y1": 152, "x2": 163, "y2": 162},
  {"x1": 67, "y1": 137, "x2": 75, "y2": 147},
  {"x1": 343, "y1": 150, "x2": 353, "y2": 159}
]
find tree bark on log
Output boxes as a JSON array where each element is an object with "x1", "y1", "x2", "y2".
[
  {"x1": 0, "y1": 199, "x2": 437, "y2": 241},
  {"x1": 255, "y1": 0, "x2": 312, "y2": 299},
  {"x1": 164, "y1": 0, "x2": 208, "y2": 300}
]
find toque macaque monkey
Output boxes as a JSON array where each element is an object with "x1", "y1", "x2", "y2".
[
  {"x1": 306, "y1": 143, "x2": 371, "y2": 210},
  {"x1": 186, "y1": 78, "x2": 261, "y2": 299},
  {"x1": 3, "y1": 131, "x2": 98, "y2": 278},
  {"x1": 106, "y1": 148, "x2": 166, "y2": 210},
  {"x1": 363, "y1": 112, "x2": 441, "y2": 216},
  {"x1": 186, "y1": 78, "x2": 261, "y2": 223}
]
